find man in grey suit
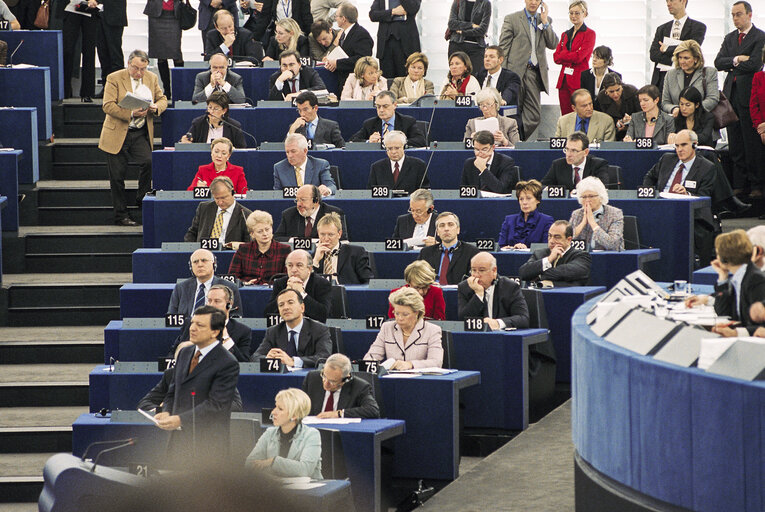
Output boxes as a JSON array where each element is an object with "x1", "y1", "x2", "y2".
[
  {"x1": 498, "y1": 0, "x2": 558, "y2": 140},
  {"x1": 273, "y1": 134, "x2": 337, "y2": 196},
  {"x1": 192, "y1": 53, "x2": 246, "y2": 104},
  {"x1": 167, "y1": 249, "x2": 243, "y2": 318},
  {"x1": 554, "y1": 89, "x2": 615, "y2": 141},
  {"x1": 287, "y1": 91, "x2": 345, "y2": 147},
  {"x1": 184, "y1": 176, "x2": 252, "y2": 245}
]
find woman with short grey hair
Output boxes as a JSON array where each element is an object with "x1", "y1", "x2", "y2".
[
  {"x1": 569, "y1": 176, "x2": 624, "y2": 251},
  {"x1": 464, "y1": 87, "x2": 519, "y2": 146}
]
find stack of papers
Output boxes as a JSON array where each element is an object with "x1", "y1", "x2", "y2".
[{"x1": 302, "y1": 416, "x2": 362, "y2": 425}]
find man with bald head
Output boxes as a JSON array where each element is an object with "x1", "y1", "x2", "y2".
[
  {"x1": 192, "y1": 53, "x2": 246, "y2": 104},
  {"x1": 274, "y1": 184, "x2": 348, "y2": 242},
  {"x1": 264, "y1": 249, "x2": 333, "y2": 323},
  {"x1": 167, "y1": 248, "x2": 242, "y2": 319},
  {"x1": 457, "y1": 252, "x2": 529, "y2": 330}
]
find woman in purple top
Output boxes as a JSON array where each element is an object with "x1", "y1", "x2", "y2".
[{"x1": 498, "y1": 179, "x2": 554, "y2": 250}]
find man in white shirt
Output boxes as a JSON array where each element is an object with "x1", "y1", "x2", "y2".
[
  {"x1": 167, "y1": 248, "x2": 243, "y2": 318},
  {"x1": 191, "y1": 53, "x2": 246, "y2": 104},
  {"x1": 392, "y1": 188, "x2": 438, "y2": 246},
  {"x1": 184, "y1": 176, "x2": 252, "y2": 245},
  {"x1": 649, "y1": 0, "x2": 706, "y2": 92},
  {"x1": 475, "y1": 45, "x2": 521, "y2": 108}
]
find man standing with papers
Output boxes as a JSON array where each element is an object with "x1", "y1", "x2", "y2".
[
  {"x1": 648, "y1": 0, "x2": 706, "y2": 93},
  {"x1": 98, "y1": 49, "x2": 167, "y2": 226}
]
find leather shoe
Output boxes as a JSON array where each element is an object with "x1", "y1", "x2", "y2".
[
  {"x1": 81, "y1": 96, "x2": 93, "y2": 103},
  {"x1": 718, "y1": 196, "x2": 752, "y2": 218},
  {"x1": 115, "y1": 217, "x2": 138, "y2": 226}
]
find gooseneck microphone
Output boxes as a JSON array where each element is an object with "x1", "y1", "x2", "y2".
[
  {"x1": 80, "y1": 438, "x2": 133, "y2": 462},
  {"x1": 90, "y1": 438, "x2": 136, "y2": 472},
  {"x1": 208, "y1": 112, "x2": 259, "y2": 147},
  {"x1": 7, "y1": 40, "x2": 24, "y2": 68}
]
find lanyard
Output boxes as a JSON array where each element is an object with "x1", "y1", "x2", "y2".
[{"x1": 281, "y1": 0, "x2": 291, "y2": 18}]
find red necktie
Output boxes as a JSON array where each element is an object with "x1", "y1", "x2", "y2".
[
  {"x1": 669, "y1": 163, "x2": 685, "y2": 192},
  {"x1": 189, "y1": 350, "x2": 200, "y2": 373},
  {"x1": 304, "y1": 217, "x2": 312, "y2": 238},
  {"x1": 439, "y1": 250, "x2": 450, "y2": 285},
  {"x1": 324, "y1": 392, "x2": 334, "y2": 412},
  {"x1": 573, "y1": 167, "x2": 581, "y2": 185},
  {"x1": 738, "y1": 32, "x2": 745, "y2": 45},
  {"x1": 393, "y1": 161, "x2": 400, "y2": 184},
  {"x1": 290, "y1": 80, "x2": 296, "y2": 93}
]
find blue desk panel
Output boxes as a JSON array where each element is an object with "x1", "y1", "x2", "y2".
[
  {"x1": 0, "y1": 196, "x2": 5, "y2": 282},
  {"x1": 90, "y1": 366, "x2": 479, "y2": 480},
  {"x1": 72, "y1": 413, "x2": 402, "y2": 512},
  {"x1": 103, "y1": 320, "x2": 541, "y2": 429},
  {"x1": 170, "y1": 66, "x2": 339, "y2": 104},
  {"x1": 692, "y1": 266, "x2": 717, "y2": 286},
  {"x1": 0, "y1": 31, "x2": 64, "y2": 100},
  {"x1": 152, "y1": 147, "x2": 667, "y2": 191},
  {"x1": 572, "y1": 297, "x2": 765, "y2": 512},
  {"x1": 0, "y1": 67, "x2": 52, "y2": 140},
  {"x1": 142, "y1": 196, "x2": 705, "y2": 281},
  {"x1": 0, "y1": 151, "x2": 21, "y2": 232},
  {"x1": 0, "y1": 108, "x2": 39, "y2": 183}
]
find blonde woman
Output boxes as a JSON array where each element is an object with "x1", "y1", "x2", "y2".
[
  {"x1": 389, "y1": 53, "x2": 435, "y2": 104},
  {"x1": 264, "y1": 18, "x2": 309, "y2": 60},
  {"x1": 228, "y1": 210, "x2": 290, "y2": 284},
  {"x1": 341, "y1": 56, "x2": 388, "y2": 100},
  {"x1": 246, "y1": 388, "x2": 322, "y2": 479},
  {"x1": 661, "y1": 40, "x2": 719, "y2": 116},
  {"x1": 387, "y1": 261, "x2": 446, "y2": 320}
]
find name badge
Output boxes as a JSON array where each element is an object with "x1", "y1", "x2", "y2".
[
  {"x1": 684, "y1": 180, "x2": 696, "y2": 189},
  {"x1": 563, "y1": 67, "x2": 574, "y2": 75}
]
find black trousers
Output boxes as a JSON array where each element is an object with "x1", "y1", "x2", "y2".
[
  {"x1": 105, "y1": 126, "x2": 152, "y2": 220},
  {"x1": 728, "y1": 82, "x2": 763, "y2": 190},
  {"x1": 96, "y1": 18, "x2": 125, "y2": 83},
  {"x1": 448, "y1": 41, "x2": 485, "y2": 78},
  {"x1": 63, "y1": 11, "x2": 99, "y2": 97},
  {"x1": 381, "y1": 38, "x2": 407, "y2": 79}
]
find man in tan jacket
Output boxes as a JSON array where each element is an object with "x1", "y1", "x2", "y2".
[{"x1": 99, "y1": 49, "x2": 167, "y2": 226}]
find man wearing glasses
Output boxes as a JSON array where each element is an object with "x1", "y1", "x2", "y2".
[
  {"x1": 540, "y1": 131, "x2": 609, "y2": 191},
  {"x1": 460, "y1": 130, "x2": 518, "y2": 194},
  {"x1": 302, "y1": 353, "x2": 380, "y2": 418},
  {"x1": 274, "y1": 184, "x2": 348, "y2": 242},
  {"x1": 273, "y1": 133, "x2": 337, "y2": 195},
  {"x1": 192, "y1": 53, "x2": 246, "y2": 104},
  {"x1": 350, "y1": 90, "x2": 427, "y2": 147},
  {"x1": 264, "y1": 250, "x2": 333, "y2": 324},
  {"x1": 553, "y1": 89, "x2": 615, "y2": 142},
  {"x1": 519, "y1": 220, "x2": 591, "y2": 287},
  {"x1": 287, "y1": 91, "x2": 345, "y2": 147},
  {"x1": 367, "y1": 130, "x2": 428, "y2": 194},
  {"x1": 392, "y1": 188, "x2": 438, "y2": 247}
]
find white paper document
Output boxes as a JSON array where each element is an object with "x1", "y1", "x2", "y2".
[
  {"x1": 697, "y1": 338, "x2": 737, "y2": 369},
  {"x1": 656, "y1": 63, "x2": 673, "y2": 72},
  {"x1": 326, "y1": 46, "x2": 349, "y2": 60},
  {"x1": 302, "y1": 416, "x2": 362, "y2": 425},
  {"x1": 659, "y1": 192, "x2": 696, "y2": 200},
  {"x1": 479, "y1": 190, "x2": 512, "y2": 198},
  {"x1": 662, "y1": 36, "x2": 682, "y2": 47},
  {"x1": 137, "y1": 408, "x2": 160, "y2": 425},
  {"x1": 473, "y1": 117, "x2": 499, "y2": 134},
  {"x1": 118, "y1": 92, "x2": 151, "y2": 111},
  {"x1": 284, "y1": 482, "x2": 325, "y2": 490}
]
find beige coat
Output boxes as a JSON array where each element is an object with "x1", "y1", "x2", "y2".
[{"x1": 363, "y1": 318, "x2": 443, "y2": 369}]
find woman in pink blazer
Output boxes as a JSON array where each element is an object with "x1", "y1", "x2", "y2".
[
  {"x1": 553, "y1": 0, "x2": 596, "y2": 115},
  {"x1": 750, "y1": 48, "x2": 765, "y2": 146},
  {"x1": 364, "y1": 287, "x2": 443, "y2": 369}
]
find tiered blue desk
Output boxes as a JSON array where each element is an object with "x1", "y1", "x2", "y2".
[
  {"x1": 0, "y1": 195, "x2": 5, "y2": 282},
  {"x1": 692, "y1": 266, "x2": 717, "y2": 286},
  {"x1": 0, "y1": 107, "x2": 40, "y2": 183},
  {"x1": 0, "y1": 66, "x2": 53, "y2": 139},
  {"x1": 141, "y1": 196, "x2": 706, "y2": 281},
  {"x1": 0, "y1": 150, "x2": 21, "y2": 232},
  {"x1": 0, "y1": 31, "x2": 64, "y2": 100}
]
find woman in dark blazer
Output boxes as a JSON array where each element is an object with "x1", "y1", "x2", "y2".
[
  {"x1": 447, "y1": 0, "x2": 491, "y2": 77},
  {"x1": 61, "y1": 0, "x2": 100, "y2": 101},
  {"x1": 498, "y1": 179, "x2": 554, "y2": 250},
  {"x1": 144, "y1": 0, "x2": 184, "y2": 99},
  {"x1": 669, "y1": 87, "x2": 715, "y2": 146},
  {"x1": 579, "y1": 45, "x2": 617, "y2": 107},
  {"x1": 595, "y1": 73, "x2": 640, "y2": 141},
  {"x1": 263, "y1": 17, "x2": 309, "y2": 60},
  {"x1": 180, "y1": 92, "x2": 247, "y2": 148},
  {"x1": 552, "y1": 0, "x2": 595, "y2": 115},
  {"x1": 624, "y1": 84, "x2": 675, "y2": 145}
]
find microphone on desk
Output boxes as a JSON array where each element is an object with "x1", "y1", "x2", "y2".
[
  {"x1": 417, "y1": 141, "x2": 437, "y2": 191},
  {"x1": 207, "y1": 111, "x2": 259, "y2": 147},
  {"x1": 90, "y1": 438, "x2": 136, "y2": 472},
  {"x1": 191, "y1": 389, "x2": 197, "y2": 460},
  {"x1": 6, "y1": 39, "x2": 24, "y2": 68},
  {"x1": 80, "y1": 438, "x2": 134, "y2": 462}
]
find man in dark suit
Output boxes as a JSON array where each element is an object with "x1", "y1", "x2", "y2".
[
  {"x1": 192, "y1": 54, "x2": 246, "y2": 104},
  {"x1": 302, "y1": 353, "x2": 380, "y2": 418},
  {"x1": 476, "y1": 45, "x2": 521, "y2": 115},
  {"x1": 541, "y1": 131, "x2": 609, "y2": 191},
  {"x1": 351, "y1": 91, "x2": 427, "y2": 147},
  {"x1": 243, "y1": 0, "x2": 312, "y2": 42},
  {"x1": 287, "y1": 91, "x2": 345, "y2": 147},
  {"x1": 273, "y1": 134, "x2": 337, "y2": 195},
  {"x1": 367, "y1": 130, "x2": 429, "y2": 194},
  {"x1": 461, "y1": 130, "x2": 517, "y2": 194},
  {"x1": 95, "y1": 0, "x2": 127, "y2": 95},
  {"x1": 198, "y1": 0, "x2": 239, "y2": 46},
  {"x1": 369, "y1": 0, "x2": 420, "y2": 78},
  {"x1": 268, "y1": 50, "x2": 327, "y2": 101},
  {"x1": 253, "y1": 288, "x2": 332, "y2": 368},
  {"x1": 458, "y1": 252, "x2": 529, "y2": 330},
  {"x1": 204, "y1": 10, "x2": 263, "y2": 62},
  {"x1": 184, "y1": 176, "x2": 252, "y2": 245},
  {"x1": 274, "y1": 184, "x2": 349, "y2": 241},
  {"x1": 170, "y1": 284, "x2": 252, "y2": 362},
  {"x1": 154, "y1": 305, "x2": 240, "y2": 466},
  {"x1": 418, "y1": 212, "x2": 480, "y2": 285},
  {"x1": 392, "y1": 188, "x2": 438, "y2": 246},
  {"x1": 167, "y1": 249, "x2": 243, "y2": 318},
  {"x1": 649, "y1": 0, "x2": 706, "y2": 92},
  {"x1": 323, "y1": 3, "x2": 374, "y2": 88},
  {"x1": 264, "y1": 249, "x2": 333, "y2": 323},
  {"x1": 313, "y1": 212, "x2": 374, "y2": 284},
  {"x1": 643, "y1": 129, "x2": 718, "y2": 264},
  {"x1": 518, "y1": 220, "x2": 592, "y2": 287},
  {"x1": 714, "y1": 1, "x2": 765, "y2": 195}
]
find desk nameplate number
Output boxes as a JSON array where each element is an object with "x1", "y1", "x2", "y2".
[
  {"x1": 283, "y1": 187, "x2": 299, "y2": 198},
  {"x1": 634, "y1": 138, "x2": 653, "y2": 149},
  {"x1": 464, "y1": 138, "x2": 474, "y2": 149},
  {"x1": 165, "y1": 314, "x2": 185, "y2": 327},
  {"x1": 128, "y1": 463, "x2": 149, "y2": 478},
  {"x1": 261, "y1": 358, "x2": 283, "y2": 373},
  {"x1": 459, "y1": 186, "x2": 477, "y2": 198},
  {"x1": 372, "y1": 186, "x2": 389, "y2": 198},
  {"x1": 361, "y1": 360, "x2": 379, "y2": 374},
  {"x1": 158, "y1": 357, "x2": 175, "y2": 372},
  {"x1": 266, "y1": 315, "x2": 282, "y2": 327},
  {"x1": 293, "y1": 237, "x2": 312, "y2": 250},
  {"x1": 549, "y1": 137, "x2": 567, "y2": 149},
  {"x1": 637, "y1": 187, "x2": 655, "y2": 199},
  {"x1": 455, "y1": 96, "x2": 472, "y2": 107},
  {"x1": 571, "y1": 240, "x2": 586, "y2": 251},
  {"x1": 547, "y1": 186, "x2": 566, "y2": 198},
  {"x1": 366, "y1": 315, "x2": 386, "y2": 329},
  {"x1": 193, "y1": 187, "x2": 210, "y2": 199},
  {"x1": 475, "y1": 239, "x2": 495, "y2": 251},
  {"x1": 385, "y1": 238, "x2": 403, "y2": 251},
  {"x1": 464, "y1": 317, "x2": 485, "y2": 331},
  {"x1": 201, "y1": 238, "x2": 220, "y2": 250}
]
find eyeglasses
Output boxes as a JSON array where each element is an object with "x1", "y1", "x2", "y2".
[
  {"x1": 408, "y1": 207, "x2": 429, "y2": 215},
  {"x1": 562, "y1": 147, "x2": 585, "y2": 155},
  {"x1": 374, "y1": 103, "x2": 393, "y2": 110},
  {"x1": 320, "y1": 371, "x2": 344, "y2": 387}
]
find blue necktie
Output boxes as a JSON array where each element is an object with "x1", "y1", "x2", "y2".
[
  {"x1": 285, "y1": 330, "x2": 298, "y2": 357},
  {"x1": 306, "y1": 121, "x2": 315, "y2": 140},
  {"x1": 193, "y1": 283, "x2": 205, "y2": 312}
]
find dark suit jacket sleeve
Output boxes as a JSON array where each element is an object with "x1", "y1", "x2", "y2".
[
  {"x1": 184, "y1": 202, "x2": 205, "y2": 242},
  {"x1": 643, "y1": 158, "x2": 662, "y2": 187},
  {"x1": 268, "y1": 72, "x2": 285, "y2": 100},
  {"x1": 403, "y1": 117, "x2": 427, "y2": 148},
  {"x1": 590, "y1": 158, "x2": 610, "y2": 185},
  {"x1": 351, "y1": 118, "x2": 374, "y2": 142},
  {"x1": 299, "y1": 321, "x2": 332, "y2": 368},
  {"x1": 336, "y1": 27, "x2": 374, "y2": 73},
  {"x1": 305, "y1": 276, "x2": 332, "y2": 322},
  {"x1": 304, "y1": 67, "x2": 327, "y2": 91},
  {"x1": 541, "y1": 162, "x2": 558, "y2": 187},
  {"x1": 251, "y1": 327, "x2": 278, "y2": 360},
  {"x1": 138, "y1": 369, "x2": 172, "y2": 411},
  {"x1": 167, "y1": 282, "x2": 184, "y2": 314},
  {"x1": 273, "y1": 211, "x2": 291, "y2": 241},
  {"x1": 342, "y1": 378, "x2": 380, "y2": 418},
  {"x1": 541, "y1": 250, "x2": 591, "y2": 283},
  {"x1": 367, "y1": 161, "x2": 382, "y2": 188},
  {"x1": 502, "y1": 69, "x2": 521, "y2": 107},
  {"x1": 228, "y1": 322, "x2": 253, "y2": 361},
  {"x1": 228, "y1": 122, "x2": 247, "y2": 149},
  {"x1": 225, "y1": 73, "x2": 247, "y2": 103},
  {"x1": 192, "y1": 73, "x2": 209, "y2": 103},
  {"x1": 204, "y1": 31, "x2": 219, "y2": 60},
  {"x1": 498, "y1": 281, "x2": 529, "y2": 328},
  {"x1": 518, "y1": 251, "x2": 546, "y2": 281},
  {"x1": 328, "y1": 121, "x2": 345, "y2": 147},
  {"x1": 352, "y1": 247, "x2": 375, "y2": 283},
  {"x1": 480, "y1": 155, "x2": 516, "y2": 193},
  {"x1": 177, "y1": 352, "x2": 240, "y2": 428},
  {"x1": 392, "y1": 215, "x2": 405, "y2": 239}
]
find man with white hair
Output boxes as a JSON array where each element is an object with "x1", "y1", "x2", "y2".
[
  {"x1": 367, "y1": 130, "x2": 428, "y2": 194},
  {"x1": 302, "y1": 353, "x2": 380, "y2": 418},
  {"x1": 273, "y1": 134, "x2": 337, "y2": 196}
]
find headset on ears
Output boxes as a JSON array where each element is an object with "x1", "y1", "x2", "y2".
[
  {"x1": 691, "y1": 142, "x2": 698, "y2": 149},
  {"x1": 189, "y1": 253, "x2": 218, "y2": 274},
  {"x1": 341, "y1": 374, "x2": 353, "y2": 383},
  {"x1": 426, "y1": 205, "x2": 435, "y2": 214}
]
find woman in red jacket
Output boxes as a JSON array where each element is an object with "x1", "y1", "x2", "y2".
[
  {"x1": 751, "y1": 47, "x2": 765, "y2": 146},
  {"x1": 387, "y1": 260, "x2": 446, "y2": 321},
  {"x1": 187, "y1": 137, "x2": 248, "y2": 194},
  {"x1": 553, "y1": 0, "x2": 596, "y2": 115}
]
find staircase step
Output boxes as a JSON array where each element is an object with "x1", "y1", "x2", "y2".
[
  {"x1": 0, "y1": 428, "x2": 72, "y2": 454},
  {"x1": 35, "y1": 206, "x2": 142, "y2": 225},
  {"x1": 24, "y1": 253, "x2": 133, "y2": 273},
  {"x1": 7, "y1": 306, "x2": 120, "y2": 326},
  {"x1": 9, "y1": 284, "x2": 120, "y2": 308},
  {"x1": 60, "y1": 102, "x2": 106, "y2": 123},
  {"x1": 55, "y1": 121, "x2": 104, "y2": 139},
  {"x1": 0, "y1": 340, "x2": 103, "y2": 364},
  {"x1": 0, "y1": 475, "x2": 45, "y2": 503},
  {"x1": 0, "y1": 383, "x2": 89, "y2": 407},
  {"x1": 25, "y1": 232, "x2": 143, "y2": 254},
  {"x1": 37, "y1": 187, "x2": 136, "y2": 208},
  {"x1": 51, "y1": 142, "x2": 106, "y2": 162},
  {"x1": 48, "y1": 162, "x2": 138, "y2": 181}
]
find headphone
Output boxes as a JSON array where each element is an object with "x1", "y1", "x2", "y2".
[
  {"x1": 691, "y1": 142, "x2": 698, "y2": 149},
  {"x1": 189, "y1": 252, "x2": 218, "y2": 274},
  {"x1": 211, "y1": 177, "x2": 235, "y2": 196},
  {"x1": 425, "y1": 205, "x2": 435, "y2": 214},
  {"x1": 310, "y1": 185, "x2": 321, "y2": 204},
  {"x1": 210, "y1": 284, "x2": 234, "y2": 309}
]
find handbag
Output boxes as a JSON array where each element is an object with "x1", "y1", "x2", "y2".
[
  {"x1": 33, "y1": 0, "x2": 50, "y2": 30},
  {"x1": 177, "y1": 0, "x2": 197, "y2": 31},
  {"x1": 702, "y1": 73, "x2": 738, "y2": 130}
]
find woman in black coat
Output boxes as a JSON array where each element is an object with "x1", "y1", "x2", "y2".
[{"x1": 595, "y1": 73, "x2": 639, "y2": 141}]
